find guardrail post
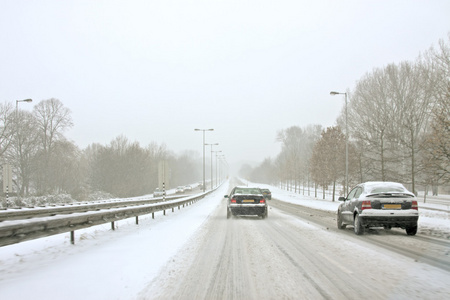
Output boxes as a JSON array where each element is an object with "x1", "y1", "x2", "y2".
[
  {"x1": 135, "y1": 216, "x2": 139, "y2": 224},
  {"x1": 172, "y1": 207, "x2": 174, "y2": 212},
  {"x1": 70, "y1": 231, "x2": 75, "y2": 245},
  {"x1": 111, "y1": 221, "x2": 115, "y2": 230},
  {"x1": 152, "y1": 212, "x2": 154, "y2": 219}
]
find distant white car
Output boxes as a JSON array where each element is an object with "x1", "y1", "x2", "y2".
[
  {"x1": 175, "y1": 186, "x2": 185, "y2": 194},
  {"x1": 153, "y1": 188, "x2": 165, "y2": 197},
  {"x1": 184, "y1": 185, "x2": 192, "y2": 191}
]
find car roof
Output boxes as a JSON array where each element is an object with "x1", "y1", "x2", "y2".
[
  {"x1": 232, "y1": 186, "x2": 262, "y2": 190},
  {"x1": 232, "y1": 186, "x2": 263, "y2": 194},
  {"x1": 358, "y1": 181, "x2": 414, "y2": 196}
]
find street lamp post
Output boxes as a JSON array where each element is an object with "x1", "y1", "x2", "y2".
[
  {"x1": 194, "y1": 128, "x2": 214, "y2": 192},
  {"x1": 219, "y1": 155, "x2": 225, "y2": 183},
  {"x1": 330, "y1": 91, "x2": 348, "y2": 196},
  {"x1": 16, "y1": 98, "x2": 33, "y2": 119},
  {"x1": 205, "y1": 143, "x2": 218, "y2": 190},
  {"x1": 217, "y1": 154, "x2": 225, "y2": 186},
  {"x1": 212, "y1": 150, "x2": 222, "y2": 188},
  {"x1": 219, "y1": 156, "x2": 228, "y2": 182}
]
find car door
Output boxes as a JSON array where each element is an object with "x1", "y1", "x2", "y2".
[
  {"x1": 341, "y1": 187, "x2": 358, "y2": 223},
  {"x1": 348, "y1": 187, "x2": 364, "y2": 216}
]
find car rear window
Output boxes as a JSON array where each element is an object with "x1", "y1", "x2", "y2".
[
  {"x1": 368, "y1": 186, "x2": 406, "y2": 194},
  {"x1": 235, "y1": 188, "x2": 261, "y2": 194}
]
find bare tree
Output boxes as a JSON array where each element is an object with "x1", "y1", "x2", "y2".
[
  {"x1": 90, "y1": 136, "x2": 174, "y2": 197},
  {"x1": 348, "y1": 68, "x2": 397, "y2": 181},
  {"x1": 171, "y1": 150, "x2": 201, "y2": 187},
  {"x1": 275, "y1": 125, "x2": 321, "y2": 192},
  {"x1": 48, "y1": 140, "x2": 83, "y2": 194},
  {"x1": 387, "y1": 61, "x2": 434, "y2": 193},
  {"x1": 277, "y1": 126, "x2": 304, "y2": 192},
  {"x1": 33, "y1": 98, "x2": 73, "y2": 154},
  {"x1": 310, "y1": 126, "x2": 346, "y2": 201},
  {"x1": 0, "y1": 102, "x2": 14, "y2": 158},
  {"x1": 6, "y1": 110, "x2": 40, "y2": 195},
  {"x1": 421, "y1": 34, "x2": 450, "y2": 187},
  {"x1": 33, "y1": 98, "x2": 73, "y2": 194}
]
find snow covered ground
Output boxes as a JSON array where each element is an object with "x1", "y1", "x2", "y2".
[{"x1": 0, "y1": 179, "x2": 448, "y2": 299}]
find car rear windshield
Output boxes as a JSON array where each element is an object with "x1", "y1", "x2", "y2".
[
  {"x1": 234, "y1": 188, "x2": 261, "y2": 195},
  {"x1": 367, "y1": 185, "x2": 407, "y2": 194}
]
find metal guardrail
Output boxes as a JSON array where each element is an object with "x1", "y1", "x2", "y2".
[
  {"x1": 0, "y1": 195, "x2": 184, "y2": 222},
  {"x1": 0, "y1": 191, "x2": 212, "y2": 247}
]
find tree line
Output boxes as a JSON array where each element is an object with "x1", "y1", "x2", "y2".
[
  {"x1": 0, "y1": 98, "x2": 201, "y2": 200},
  {"x1": 243, "y1": 34, "x2": 449, "y2": 198}
]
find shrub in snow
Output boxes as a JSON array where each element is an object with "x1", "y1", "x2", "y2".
[{"x1": 0, "y1": 191, "x2": 114, "y2": 209}]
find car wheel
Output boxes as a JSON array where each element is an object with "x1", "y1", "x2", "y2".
[
  {"x1": 337, "y1": 211, "x2": 346, "y2": 229},
  {"x1": 262, "y1": 209, "x2": 268, "y2": 219},
  {"x1": 406, "y1": 224, "x2": 417, "y2": 236},
  {"x1": 354, "y1": 214, "x2": 364, "y2": 235}
]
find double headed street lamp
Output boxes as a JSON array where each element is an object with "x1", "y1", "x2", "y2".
[
  {"x1": 205, "y1": 143, "x2": 218, "y2": 190},
  {"x1": 330, "y1": 91, "x2": 348, "y2": 196},
  {"x1": 194, "y1": 128, "x2": 213, "y2": 192}
]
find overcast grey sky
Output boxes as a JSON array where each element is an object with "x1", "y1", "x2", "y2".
[{"x1": 1, "y1": 0, "x2": 449, "y2": 167}]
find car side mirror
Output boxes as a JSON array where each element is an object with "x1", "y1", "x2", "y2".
[
  {"x1": 338, "y1": 196, "x2": 346, "y2": 201},
  {"x1": 224, "y1": 195, "x2": 229, "y2": 198}
]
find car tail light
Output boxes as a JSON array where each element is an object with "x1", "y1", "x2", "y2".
[
  {"x1": 361, "y1": 201, "x2": 372, "y2": 210},
  {"x1": 260, "y1": 199, "x2": 265, "y2": 203},
  {"x1": 412, "y1": 200, "x2": 418, "y2": 210},
  {"x1": 230, "y1": 198, "x2": 237, "y2": 203}
]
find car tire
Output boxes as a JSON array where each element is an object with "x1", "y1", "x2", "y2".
[
  {"x1": 406, "y1": 224, "x2": 417, "y2": 236},
  {"x1": 354, "y1": 214, "x2": 364, "y2": 235},
  {"x1": 337, "y1": 211, "x2": 346, "y2": 229},
  {"x1": 262, "y1": 209, "x2": 268, "y2": 219}
]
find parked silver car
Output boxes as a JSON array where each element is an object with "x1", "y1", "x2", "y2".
[{"x1": 337, "y1": 182, "x2": 419, "y2": 235}]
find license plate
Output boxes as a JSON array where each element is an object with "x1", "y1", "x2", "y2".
[
  {"x1": 243, "y1": 199, "x2": 254, "y2": 203},
  {"x1": 384, "y1": 204, "x2": 401, "y2": 209}
]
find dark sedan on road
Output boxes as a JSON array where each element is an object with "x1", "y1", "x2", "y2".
[
  {"x1": 337, "y1": 181, "x2": 419, "y2": 235},
  {"x1": 261, "y1": 189, "x2": 272, "y2": 200},
  {"x1": 225, "y1": 186, "x2": 268, "y2": 219}
]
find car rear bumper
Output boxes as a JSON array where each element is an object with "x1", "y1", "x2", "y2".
[
  {"x1": 229, "y1": 204, "x2": 267, "y2": 216},
  {"x1": 359, "y1": 210, "x2": 418, "y2": 227}
]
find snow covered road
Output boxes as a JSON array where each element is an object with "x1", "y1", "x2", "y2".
[
  {"x1": 139, "y1": 196, "x2": 450, "y2": 299},
  {"x1": 0, "y1": 179, "x2": 449, "y2": 299}
]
